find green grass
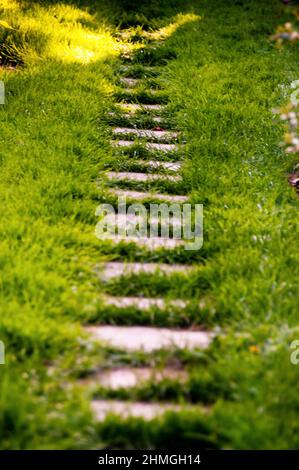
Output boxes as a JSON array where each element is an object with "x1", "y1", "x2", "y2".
[{"x1": 0, "y1": 0, "x2": 299, "y2": 450}]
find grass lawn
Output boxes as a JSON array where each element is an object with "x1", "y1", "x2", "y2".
[{"x1": 0, "y1": 0, "x2": 299, "y2": 449}]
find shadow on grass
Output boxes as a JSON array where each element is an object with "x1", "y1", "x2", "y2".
[{"x1": 20, "y1": 0, "x2": 194, "y2": 28}]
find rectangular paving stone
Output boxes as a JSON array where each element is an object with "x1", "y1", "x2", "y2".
[
  {"x1": 98, "y1": 262, "x2": 193, "y2": 281},
  {"x1": 108, "y1": 112, "x2": 163, "y2": 124},
  {"x1": 116, "y1": 103, "x2": 165, "y2": 113},
  {"x1": 91, "y1": 400, "x2": 187, "y2": 421},
  {"x1": 106, "y1": 171, "x2": 182, "y2": 183},
  {"x1": 83, "y1": 367, "x2": 187, "y2": 390},
  {"x1": 111, "y1": 140, "x2": 178, "y2": 152},
  {"x1": 119, "y1": 77, "x2": 139, "y2": 87},
  {"x1": 86, "y1": 325, "x2": 213, "y2": 352},
  {"x1": 144, "y1": 160, "x2": 181, "y2": 171},
  {"x1": 108, "y1": 188, "x2": 188, "y2": 203},
  {"x1": 112, "y1": 128, "x2": 179, "y2": 142},
  {"x1": 107, "y1": 236, "x2": 185, "y2": 249},
  {"x1": 102, "y1": 213, "x2": 183, "y2": 232},
  {"x1": 103, "y1": 296, "x2": 188, "y2": 310}
]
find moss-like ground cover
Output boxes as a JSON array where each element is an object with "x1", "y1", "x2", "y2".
[{"x1": 0, "y1": 0, "x2": 299, "y2": 449}]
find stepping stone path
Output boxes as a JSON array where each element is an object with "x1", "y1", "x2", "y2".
[{"x1": 83, "y1": 38, "x2": 214, "y2": 424}]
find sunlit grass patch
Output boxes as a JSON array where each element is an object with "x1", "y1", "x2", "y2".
[
  {"x1": 147, "y1": 13, "x2": 201, "y2": 41},
  {"x1": 0, "y1": 1, "x2": 125, "y2": 66}
]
